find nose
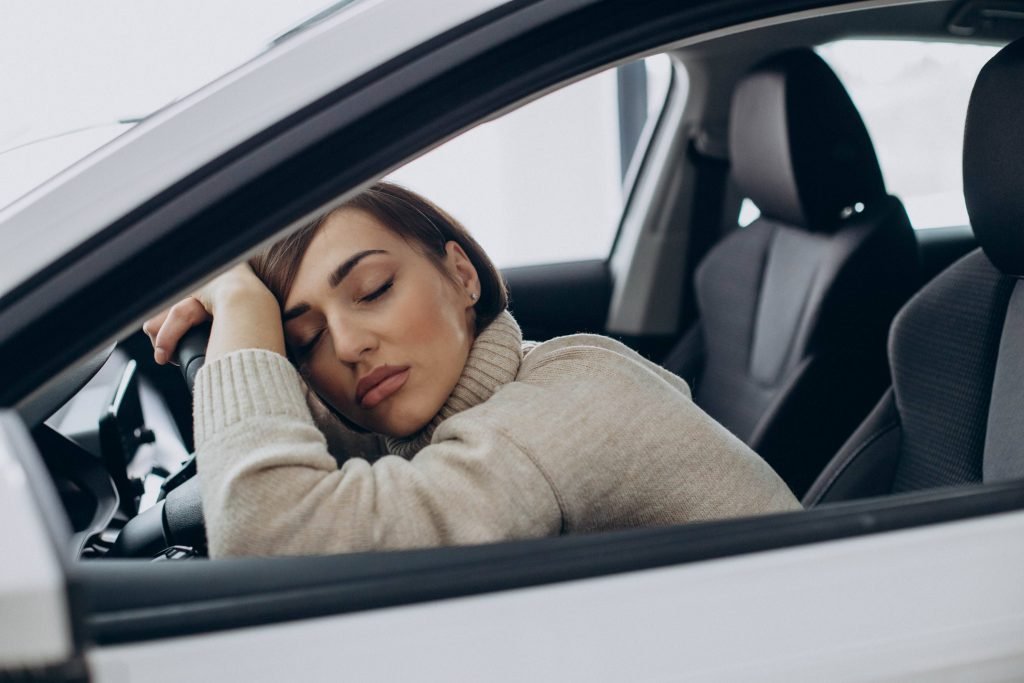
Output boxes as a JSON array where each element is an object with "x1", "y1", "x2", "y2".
[{"x1": 327, "y1": 316, "x2": 377, "y2": 364}]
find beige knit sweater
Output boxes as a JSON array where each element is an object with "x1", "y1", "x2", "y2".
[{"x1": 195, "y1": 311, "x2": 800, "y2": 557}]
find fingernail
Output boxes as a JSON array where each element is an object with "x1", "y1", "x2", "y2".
[{"x1": 154, "y1": 347, "x2": 167, "y2": 365}]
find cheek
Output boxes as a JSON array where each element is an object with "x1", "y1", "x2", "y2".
[
  {"x1": 304, "y1": 359, "x2": 355, "y2": 411},
  {"x1": 399, "y1": 282, "x2": 470, "y2": 354},
  {"x1": 293, "y1": 275, "x2": 472, "y2": 434}
]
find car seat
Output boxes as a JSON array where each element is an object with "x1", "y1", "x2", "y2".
[
  {"x1": 663, "y1": 48, "x2": 919, "y2": 496},
  {"x1": 804, "y1": 37, "x2": 1024, "y2": 505}
]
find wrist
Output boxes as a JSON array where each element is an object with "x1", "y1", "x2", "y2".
[
  {"x1": 206, "y1": 286, "x2": 285, "y2": 362},
  {"x1": 209, "y1": 281, "x2": 277, "y2": 317}
]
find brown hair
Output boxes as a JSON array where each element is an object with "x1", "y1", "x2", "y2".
[{"x1": 250, "y1": 181, "x2": 508, "y2": 333}]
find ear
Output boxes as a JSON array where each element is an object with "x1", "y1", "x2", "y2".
[{"x1": 444, "y1": 241, "x2": 481, "y2": 304}]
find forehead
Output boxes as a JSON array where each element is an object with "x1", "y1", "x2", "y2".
[
  {"x1": 311, "y1": 208, "x2": 401, "y2": 252},
  {"x1": 284, "y1": 208, "x2": 407, "y2": 305}
]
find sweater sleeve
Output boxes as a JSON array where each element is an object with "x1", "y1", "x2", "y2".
[{"x1": 193, "y1": 349, "x2": 561, "y2": 557}]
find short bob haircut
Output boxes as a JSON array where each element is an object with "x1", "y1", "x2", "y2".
[{"x1": 250, "y1": 181, "x2": 509, "y2": 337}]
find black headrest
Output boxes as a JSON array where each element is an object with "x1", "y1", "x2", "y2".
[
  {"x1": 964, "y1": 38, "x2": 1024, "y2": 277},
  {"x1": 730, "y1": 49, "x2": 886, "y2": 232}
]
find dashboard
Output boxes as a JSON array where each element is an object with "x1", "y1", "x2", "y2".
[{"x1": 26, "y1": 346, "x2": 198, "y2": 559}]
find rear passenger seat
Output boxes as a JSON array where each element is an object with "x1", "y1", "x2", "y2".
[
  {"x1": 663, "y1": 48, "x2": 919, "y2": 497},
  {"x1": 805, "y1": 37, "x2": 1024, "y2": 505}
]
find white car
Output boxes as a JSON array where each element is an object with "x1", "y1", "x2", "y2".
[{"x1": 3, "y1": 0, "x2": 1024, "y2": 680}]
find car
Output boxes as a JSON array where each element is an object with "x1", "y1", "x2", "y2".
[{"x1": 3, "y1": 0, "x2": 1024, "y2": 680}]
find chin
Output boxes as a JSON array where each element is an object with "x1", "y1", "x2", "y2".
[
  {"x1": 374, "y1": 408, "x2": 434, "y2": 439},
  {"x1": 376, "y1": 423, "x2": 426, "y2": 440}
]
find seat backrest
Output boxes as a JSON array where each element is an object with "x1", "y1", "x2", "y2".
[
  {"x1": 664, "y1": 49, "x2": 919, "y2": 496},
  {"x1": 805, "y1": 37, "x2": 1024, "y2": 505}
]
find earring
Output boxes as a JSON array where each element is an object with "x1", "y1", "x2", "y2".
[{"x1": 470, "y1": 292, "x2": 478, "y2": 302}]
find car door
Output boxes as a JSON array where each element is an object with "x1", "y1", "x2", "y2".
[
  {"x1": 4, "y1": 1, "x2": 1024, "y2": 681},
  {"x1": 0, "y1": 411, "x2": 83, "y2": 681}
]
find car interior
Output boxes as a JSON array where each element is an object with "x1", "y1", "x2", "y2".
[
  {"x1": 803, "y1": 35, "x2": 1024, "y2": 504},
  {"x1": 15, "y1": 0, "x2": 1024, "y2": 644},
  {"x1": 659, "y1": 47, "x2": 919, "y2": 497}
]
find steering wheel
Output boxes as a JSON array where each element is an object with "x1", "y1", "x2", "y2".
[
  {"x1": 177, "y1": 322, "x2": 212, "y2": 395},
  {"x1": 112, "y1": 323, "x2": 211, "y2": 558}
]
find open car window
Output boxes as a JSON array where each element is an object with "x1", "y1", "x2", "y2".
[
  {"x1": 5, "y1": 1, "x2": 1024, "y2": 678},
  {"x1": 388, "y1": 54, "x2": 676, "y2": 268}
]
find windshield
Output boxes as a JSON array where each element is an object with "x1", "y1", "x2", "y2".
[{"x1": 0, "y1": 0, "x2": 362, "y2": 209}]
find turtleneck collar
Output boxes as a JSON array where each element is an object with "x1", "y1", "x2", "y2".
[{"x1": 383, "y1": 310, "x2": 523, "y2": 457}]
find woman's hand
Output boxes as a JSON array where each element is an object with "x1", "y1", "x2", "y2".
[{"x1": 143, "y1": 263, "x2": 283, "y2": 365}]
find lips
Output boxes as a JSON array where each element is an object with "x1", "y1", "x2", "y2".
[{"x1": 356, "y1": 365, "x2": 411, "y2": 409}]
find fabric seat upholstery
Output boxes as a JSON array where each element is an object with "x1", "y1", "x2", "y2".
[
  {"x1": 664, "y1": 49, "x2": 919, "y2": 496},
  {"x1": 805, "y1": 37, "x2": 1024, "y2": 505}
]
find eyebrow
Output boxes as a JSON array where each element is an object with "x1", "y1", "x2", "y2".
[
  {"x1": 328, "y1": 249, "x2": 387, "y2": 288},
  {"x1": 282, "y1": 249, "x2": 388, "y2": 322}
]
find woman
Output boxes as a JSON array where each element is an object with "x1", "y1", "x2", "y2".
[{"x1": 145, "y1": 182, "x2": 799, "y2": 557}]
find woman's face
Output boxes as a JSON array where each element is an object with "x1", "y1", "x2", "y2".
[{"x1": 281, "y1": 208, "x2": 480, "y2": 437}]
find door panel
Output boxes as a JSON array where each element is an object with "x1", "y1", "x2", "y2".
[
  {"x1": 503, "y1": 260, "x2": 612, "y2": 341},
  {"x1": 0, "y1": 411, "x2": 82, "y2": 680},
  {"x1": 85, "y1": 493, "x2": 1024, "y2": 682}
]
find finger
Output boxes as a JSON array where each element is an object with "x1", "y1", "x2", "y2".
[
  {"x1": 142, "y1": 309, "x2": 170, "y2": 346},
  {"x1": 153, "y1": 298, "x2": 210, "y2": 365}
]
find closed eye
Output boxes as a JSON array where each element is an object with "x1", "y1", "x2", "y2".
[
  {"x1": 290, "y1": 278, "x2": 392, "y2": 361},
  {"x1": 291, "y1": 330, "x2": 323, "y2": 361},
  {"x1": 360, "y1": 278, "x2": 394, "y2": 303}
]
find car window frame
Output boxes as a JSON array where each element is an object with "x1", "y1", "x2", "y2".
[{"x1": 4, "y1": 0, "x2": 1024, "y2": 649}]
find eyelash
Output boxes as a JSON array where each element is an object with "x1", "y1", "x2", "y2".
[
  {"x1": 360, "y1": 277, "x2": 394, "y2": 303},
  {"x1": 291, "y1": 278, "x2": 394, "y2": 361},
  {"x1": 292, "y1": 336, "x2": 320, "y2": 362}
]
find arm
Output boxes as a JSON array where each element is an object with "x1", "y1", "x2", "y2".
[
  {"x1": 195, "y1": 349, "x2": 561, "y2": 557},
  {"x1": 143, "y1": 263, "x2": 284, "y2": 365},
  {"x1": 145, "y1": 266, "x2": 556, "y2": 556}
]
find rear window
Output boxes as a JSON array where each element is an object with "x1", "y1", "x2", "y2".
[{"x1": 816, "y1": 39, "x2": 999, "y2": 230}]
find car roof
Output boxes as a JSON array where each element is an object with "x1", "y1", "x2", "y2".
[{"x1": 0, "y1": 0, "x2": 507, "y2": 301}]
